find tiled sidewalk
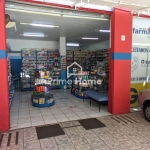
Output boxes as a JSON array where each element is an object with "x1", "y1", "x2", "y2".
[
  {"x1": 10, "y1": 89, "x2": 110, "y2": 130},
  {"x1": 1, "y1": 111, "x2": 150, "y2": 150}
]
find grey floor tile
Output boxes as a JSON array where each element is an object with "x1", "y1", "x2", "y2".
[
  {"x1": 70, "y1": 137, "x2": 88, "y2": 146},
  {"x1": 58, "y1": 143, "x2": 75, "y2": 150},
  {"x1": 55, "y1": 135, "x2": 71, "y2": 145},
  {"x1": 24, "y1": 140, "x2": 41, "y2": 150}
]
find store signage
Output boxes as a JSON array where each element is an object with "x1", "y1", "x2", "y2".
[
  {"x1": 131, "y1": 56, "x2": 139, "y2": 72},
  {"x1": 141, "y1": 60, "x2": 150, "y2": 67},
  {"x1": 132, "y1": 17, "x2": 150, "y2": 43},
  {"x1": 132, "y1": 27, "x2": 150, "y2": 35},
  {"x1": 132, "y1": 47, "x2": 149, "y2": 53},
  {"x1": 130, "y1": 88, "x2": 138, "y2": 104},
  {"x1": 131, "y1": 46, "x2": 149, "y2": 84},
  {"x1": 131, "y1": 17, "x2": 150, "y2": 107}
]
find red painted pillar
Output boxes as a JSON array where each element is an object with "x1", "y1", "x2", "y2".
[
  {"x1": 108, "y1": 8, "x2": 132, "y2": 114},
  {"x1": 0, "y1": 0, "x2": 10, "y2": 131}
]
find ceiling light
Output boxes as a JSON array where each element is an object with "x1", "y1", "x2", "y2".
[
  {"x1": 9, "y1": 5, "x2": 14, "y2": 7},
  {"x1": 30, "y1": 24, "x2": 56, "y2": 28},
  {"x1": 63, "y1": 15, "x2": 109, "y2": 20},
  {"x1": 99, "y1": 30, "x2": 110, "y2": 32},
  {"x1": 67, "y1": 43, "x2": 79, "y2": 46},
  {"x1": 20, "y1": 23, "x2": 59, "y2": 28},
  {"x1": 5, "y1": 8, "x2": 61, "y2": 17},
  {"x1": 82, "y1": 37, "x2": 98, "y2": 40},
  {"x1": 20, "y1": 33, "x2": 47, "y2": 37}
]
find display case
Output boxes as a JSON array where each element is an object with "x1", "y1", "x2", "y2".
[
  {"x1": 32, "y1": 77, "x2": 54, "y2": 107},
  {"x1": 32, "y1": 70, "x2": 55, "y2": 107}
]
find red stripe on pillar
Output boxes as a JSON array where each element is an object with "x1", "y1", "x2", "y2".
[
  {"x1": 108, "y1": 8, "x2": 132, "y2": 115},
  {"x1": 0, "y1": 0, "x2": 10, "y2": 131}
]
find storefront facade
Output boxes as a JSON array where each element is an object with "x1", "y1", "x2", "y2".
[{"x1": 0, "y1": 1, "x2": 133, "y2": 131}]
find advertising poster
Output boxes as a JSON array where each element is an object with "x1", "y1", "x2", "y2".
[{"x1": 131, "y1": 17, "x2": 150, "y2": 107}]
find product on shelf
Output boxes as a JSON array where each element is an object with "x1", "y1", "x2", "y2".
[
  {"x1": 69, "y1": 49, "x2": 109, "y2": 98},
  {"x1": 32, "y1": 69, "x2": 55, "y2": 107},
  {"x1": 7, "y1": 52, "x2": 14, "y2": 106},
  {"x1": 61, "y1": 56, "x2": 66, "y2": 70},
  {"x1": 21, "y1": 48, "x2": 60, "y2": 90}
]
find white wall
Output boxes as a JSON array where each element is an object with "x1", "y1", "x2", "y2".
[
  {"x1": 81, "y1": 40, "x2": 110, "y2": 50},
  {"x1": 10, "y1": 53, "x2": 21, "y2": 56},
  {"x1": 7, "y1": 39, "x2": 59, "y2": 51}
]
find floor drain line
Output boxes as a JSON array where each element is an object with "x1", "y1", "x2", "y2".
[
  {"x1": 111, "y1": 117, "x2": 120, "y2": 123},
  {"x1": 0, "y1": 134, "x2": 4, "y2": 147},
  {"x1": 7, "y1": 133, "x2": 12, "y2": 146},
  {"x1": 121, "y1": 116, "x2": 134, "y2": 123},
  {"x1": 115, "y1": 116, "x2": 128, "y2": 124},
  {"x1": 15, "y1": 132, "x2": 19, "y2": 145},
  {"x1": 124, "y1": 115, "x2": 138, "y2": 123}
]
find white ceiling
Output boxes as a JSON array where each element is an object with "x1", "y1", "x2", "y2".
[{"x1": 6, "y1": 2, "x2": 110, "y2": 47}]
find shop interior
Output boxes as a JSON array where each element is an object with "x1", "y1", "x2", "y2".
[{"x1": 6, "y1": 3, "x2": 111, "y2": 129}]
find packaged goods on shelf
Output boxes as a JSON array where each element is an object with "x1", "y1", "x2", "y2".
[
  {"x1": 21, "y1": 48, "x2": 60, "y2": 90},
  {"x1": 68, "y1": 49, "x2": 109, "y2": 98}
]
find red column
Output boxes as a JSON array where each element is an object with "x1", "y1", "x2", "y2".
[
  {"x1": 0, "y1": 0, "x2": 10, "y2": 131},
  {"x1": 108, "y1": 8, "x2": 132, "y2": 114}
]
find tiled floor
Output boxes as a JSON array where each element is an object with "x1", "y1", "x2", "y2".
[
  {"x1": 10, "y1": 89, "x2": 110, "y2": 130},
  {"x1": 1, "y1": 112, "x2": 150, "y2": 150}
]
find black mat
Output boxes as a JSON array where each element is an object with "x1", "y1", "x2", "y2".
[
  {"x1": 36, "y1": 124, "x2": 65, "y2": 139},
  {"x1": 79, "y1": 118, "x2": 106, "y2": 130}
]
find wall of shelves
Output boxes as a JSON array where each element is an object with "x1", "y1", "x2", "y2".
[
  {"x1": 66, "y1": 49, "x2": 109, "y2": 71},
  {"x1": 21, "y1": 49, "x2": 60, "y2": 90},
  {"x1": 68, "y1": 49, "x2": 109, "y2": 96}
]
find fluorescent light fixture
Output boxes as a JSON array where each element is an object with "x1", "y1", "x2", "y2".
[
  {"x1": 20, "y1": 33, "x2": 47, "y2": 37},
  {"x1": 20, "y1": 23, "x2": 59, "y2": 28},
  {"x1": 5, "y1": 8, "x2": 61, "y2": 17},
  {"x1": 31, "y1": 23, "x2": 59, "y2": 28},
  {"x1": 67, "y1": 43, "x2": 79, "y2": 46},
  {"x1": 82, "y1": 37, "x2": 98, "y2": 40},
  {"x1": 63, "y1": 15, "x2": 109, "y2": 20},
  {"x1": 99, "y1": 30, "x2": 110, "y2": 32},
  {"x1": 9, "y1": 5, "x2": 14, "y2": 7}
]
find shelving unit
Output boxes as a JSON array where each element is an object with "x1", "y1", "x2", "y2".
[
  {"x1": 47, "y1": 49, "x2": 60, "y2": 89},
  {"x1": 7, "y1": 52, "x2": 14, "y2": 106},
  {"x1": 66, "y1": 50, "x2": 74, "y2": 66},
  {"x1": 21, "y1": 49, "x2": 61, "y2": 90},
  {"x1": 71, "y1": 72, "x2": 90, "y2": 99},
  {"x1": 21, "y1": 49, "x2": 36, "y2": 90},
  {"x1": 37, "y1": 49, "x2": 48, "y2": 70},
  {"x1": 69, "y1": 49, "x2": 109, "y2": 99},
  {"x1": 66, "y1": 49, "x2": 109, "y2": 71},
  {"x1": 73, "y1": 50, "x2": 88, "y2": 70},
  {"x1": 32, "y1": 75, "x2": 54, "y2": 107}
]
